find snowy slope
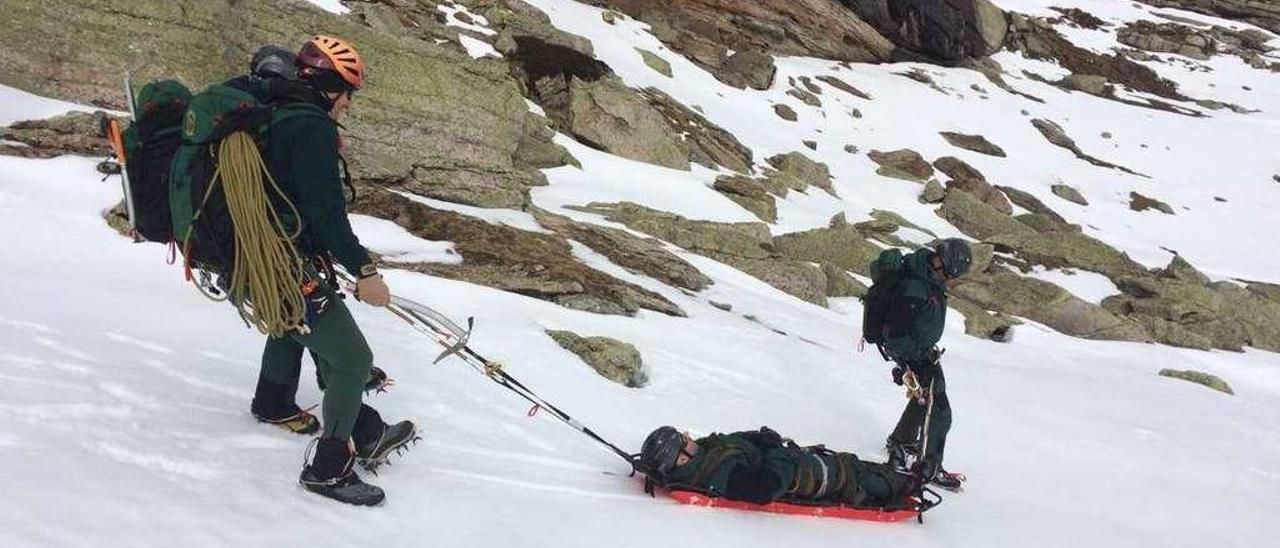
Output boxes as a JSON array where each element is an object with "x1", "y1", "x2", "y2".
[{"x1": 3, "y1": 0, "x2": 1280, "y2": 546}]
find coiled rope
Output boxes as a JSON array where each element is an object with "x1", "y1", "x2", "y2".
[{"x1": 185, "y1": 131, "x2": 308, "y2": 337}]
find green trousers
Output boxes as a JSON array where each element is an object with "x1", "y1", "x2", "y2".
[
  {"x1": 889, "y1": 361, "x2": 951, "y2": 468},
  {"x1": 260, "y1": 295, "x2": 372, "y2": 440}
]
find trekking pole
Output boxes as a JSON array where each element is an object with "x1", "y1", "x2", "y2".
[{"x1": 337, "y1": 271, "x2": 637, "y2": 467}]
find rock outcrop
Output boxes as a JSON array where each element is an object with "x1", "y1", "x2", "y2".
[
  {"x1": 1134, "y1": 0, "x2": 1280, "y2": 34},
  {"x1": 0, "y1": 0, "x2": 571, "y2": 209},
  {"x1": 532, "y1": 208, "x2": 712, "y2": 291},
  {"x1": 582, "y1": 0, "x2": 894, "y2": 89},
  {"x1": 1052, "y1": 184, "x2": 1089, "y2": 206},
  {"x1": 1129, "y1": 191, "x2": 1176, "y2": 215},
  {"x1": 0, "y1": 111, "x2": 112, "y2": 158},
  {"x1": 848, "y1": 0, "x2": 1009, "y2": 62},
  {"x1": 356, "y1": 192, "x2": 685, "y2": 317},
  {"x1": 546, "y1": 330, "x2": 646, "y2": 387},
  {"x1": 1158, "y1": 368, "x2": 1234, "y2": 395},
  {"x1": 939, "y1": 131, "x2": 1006, "y2": 156},
  {"x1": 502, "y1": 33, "x2": 690, "y2": 170},
  {"x1": 868, "y1": 149, "x2": 935, "y2": 182},
  {"x1": 1031, "y1": 119, "x2": 1146, "y2": 177},
  {"x1": 640, "y1": 88, "x2": 754, "y2": 173},
  {"x1": 713, "y1": 176, "x2": 778, "y2": 223}
]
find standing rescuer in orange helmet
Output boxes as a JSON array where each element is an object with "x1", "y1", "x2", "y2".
[{"x1": 247, "y1": 35, "x2": 416, "y2": 506}]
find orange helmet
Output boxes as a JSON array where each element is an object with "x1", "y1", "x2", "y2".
[{"x1": 297, "y1": 35, "x2": 364, "y2": 90}]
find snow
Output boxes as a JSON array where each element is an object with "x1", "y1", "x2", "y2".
[
  {"x1": 458, "y1": 35, "x2": 502, "y2": 59},
  {"x1": 349, "y1": 214, "x2": 460, "y2": 265},
  {"x1": 437, "y1": 3, "x2": 497, "y2": 37},
  {"x1": 394, "y1": 190, "x2": 551, "y2": 234},
  {"x1": 1028, "y1": 267, "x2": 1120, "y2": 304},
  {"x1": 2, "y1": 2, "x2": 1280, "y2": 548},
  {"x1": 299, "y1": 0, "x2": 349, "y2": 15}
]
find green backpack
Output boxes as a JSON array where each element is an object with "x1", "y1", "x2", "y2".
[
  {"x1": 168, "y1": 81, "x2": 327, "y2": 271},
  {"x1": 121, "y1": 79, "x2": 191, "y2": 243},
  {"x1": 861, "y1": 248, "x2": 905, "y2": 348}
]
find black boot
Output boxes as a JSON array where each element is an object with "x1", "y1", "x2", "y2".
[
  {"x1": 300, "y1": 438, "x2": 385, "y2": 506},
  {"x1": 353, "y1": 405, "x2": 419, "y2": 471}
]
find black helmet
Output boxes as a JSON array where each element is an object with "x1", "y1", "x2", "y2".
[
  {"x1": 640, "y1": 426, "x2": 684, "y2": 475},
  {"x1": 934, "y1": 238, "x2": 973, "y2": 278},
  {"x1": 250, "y1": 45, "x2": 297, "y2": 80}
]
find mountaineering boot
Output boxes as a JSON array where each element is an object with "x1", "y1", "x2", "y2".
[
  {"x1": 300, "y1": 438, "x2": 385, "y2": 506},
  {"x1": 352, "y1": 404, "x2": 419, "y2": 472},
  {"x1": 930, "y1": 468, "x2": 966, "y2": 492},
  {"x1": 251, "y1": 376, "x2": 319, "y2": 435}
]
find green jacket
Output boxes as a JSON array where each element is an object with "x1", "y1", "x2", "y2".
[
  {"x1": 665, "y1": 430, "x2": 796, "y2": 503},
  {"x1": 263, "y1": 106, "x2": 372, "y2": 275},
  {"x1": 881, "y1": 248, "x2": 948, "y2": 363}
]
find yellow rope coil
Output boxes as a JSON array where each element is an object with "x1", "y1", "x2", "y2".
[{"x1": 192, "y1": 131, "x2": 309, "y2": 337}]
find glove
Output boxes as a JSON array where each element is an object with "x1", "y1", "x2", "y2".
[
  {"x1": 355, "y1": 273, "x2": 391, "y2": 307},
  {"x1": 891, "y1": 365, "x2": 906, "y2": 386}
]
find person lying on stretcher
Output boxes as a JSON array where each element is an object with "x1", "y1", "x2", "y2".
[{"x1": 638, "y1": 426, "x2": 921, "y2": 509}]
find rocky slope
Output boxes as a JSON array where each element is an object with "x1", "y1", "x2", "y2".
[{"x1": 3, "y1": 0, "x2": 1279, "y2": 354}]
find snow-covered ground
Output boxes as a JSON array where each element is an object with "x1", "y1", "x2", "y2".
[{"x1": 3, "y1": 0, "x2": 1280, "y2": 546}]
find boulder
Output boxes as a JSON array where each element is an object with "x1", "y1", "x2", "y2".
[
  {"x1": 1158, "y1": 368, "x2": 1234, "y2": 395},
  {"x1": 546, "y1": 330, "x2": 646, "y2": 387},
  {"x1": 636, "y1": 48, "x2": 673, "y2": 77},
  {"x1": 532, "y1": 208, "x2": 712, "y2": 291},
  {"x1": 1130, "y1": 191, "x2": 1176, "y2": 215},
  {"x1": 1058, "y1": 74, "x2": 1115, "y2": 96},
  {"x1": 939, "y1": 131, "x2": 1006, "y2": 157},
  {"x1": 570, "y1": 202, "x2": 774, "y2": 260},
  {"x1": 786, "y1": 88, "x2": 823, "y2": 108},
  {"x1": 950, "y1": 296, "x2": 1021, "y2": 340},
  {"x1": 1117, "y1": 20, "x2": 1216, "y2": 60},
  {"x1": 562, "y1": 76, "x2": 691, "y2": 170},
  {"x1": 868, "y1": 149, "x2": 935, "y2": 182},
  {"x1": 935, "y1": 157, "x2": 1013, "y2": 215},
  {"x1": 713, "y1": 175, "x2": 778, "y2": 223},
  {"x1": 920, "y1": 180, "x2": 947, "y2": 203},
  {"x1": 774, "y1": 104, "x2": 799, "y2": 122},
  {"x1": 640, "y1": 87, "x2": 754, "y2": 173},
  {"x1": 774, "y1": 224, "x2": 885, "y2": 277},
  {"x1": 766, "y1": 152, "x2": 837, "y2": 196},
  {"x1": 1052, "y1": 184, "x2": 1089, "y2": 206},
  {"x1": 823, "y1": 263, "x2": 868, "y2": 298}
]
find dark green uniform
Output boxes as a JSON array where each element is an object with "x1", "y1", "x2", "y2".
[
  {"x1": 664, "y1": 429, "x2": 916, "y2": 508},
  {"x1": 254, "y1": 99, "x2": 376, "y2": 441},
  {"x1": 880, "y1": 249, "x2": 952, "y2": 470}
]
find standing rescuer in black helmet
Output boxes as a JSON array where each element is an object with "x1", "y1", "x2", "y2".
[
  {"x1": 872, "y1": 238, "x2": 972, "y2": 492},
  {"x1": 245, "y1": 35, "x2": 416, "y2": 506}
]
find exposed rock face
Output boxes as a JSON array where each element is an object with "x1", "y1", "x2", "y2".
[
  {"x1": 570, "y1": 202, "x2": 832, "y2": 305},
  {"x1": 0, "y1": 111, "x2": 112, "y2": 158},
  {"x1": 531, "y1": 208, "x2": 712, "y2": 291},
  {"x1": 1031, "y1": 119, "x2": 1146, "y2": 177},
  {"x1": 868, "y1": 149, "x2": 935, "y2": 182},
  {"x1": 1158, "y1": 368, "x2": 1234, "y2": 395},
  {"x1": 1006, "y1": 14, "x2": 1186, "y2": 101},
  {"x1": 583, "y1": 0, "x2": 894, "y2": 89},
  {"x1": 950, "y1": 266, "x2": 1150, "y2": 342},
  {"x1": 504, "y1": 34, "x2": 690, "y2": 170},
  {"x1": 787, "y1": 88, "x2": 824, "y2": 108},
  {"x1": 1134, "y1": 0, "x2": 1280, "y2": 34},
  {"x1": 713, "y1": 176, "x2": 778, "y2": 223},
  {"x1": 1052, "y1": 184, "x2": 1089, "y2": 205},
  {"x1": 1051, "y1": 6, "x2": 1108, "y2": 30},
  {"x1": 935, "y1": 157, "x2": 1012, "y2": 214},
  {"x1": 766, "y1": 153, "x2": 837, "y2": 196},
  {"x1": 1130, "y1": 191, "x2": 1176, "y2": 215},
  {"x1": 0, "y1": 0, "x2": 572, "y2": 209},
  {"x1": 1058, "y1": 74, "x2": 1115, "y2": 96},
  {"x1": 546, "y1": 330, "x2": 647, "y2": 387},
  {"x1": 640, "y1": 88, "x2": 753, "y2": 173},
  {"x1": 1118, "y1": 20, "x2": 1217, "y2": 60},
  {"x1": 356, "y1": 192, "x2": 684, "y2": 317},
  {"x1": 939, "y1": 131, "x2": 1006, "y2": 156},
  {"x1": 773, "y1": 223, "x2": 885, "y2": 278},
  {"x1": 847, "y1": 0, "x2": 1009, "y2": 62}
]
